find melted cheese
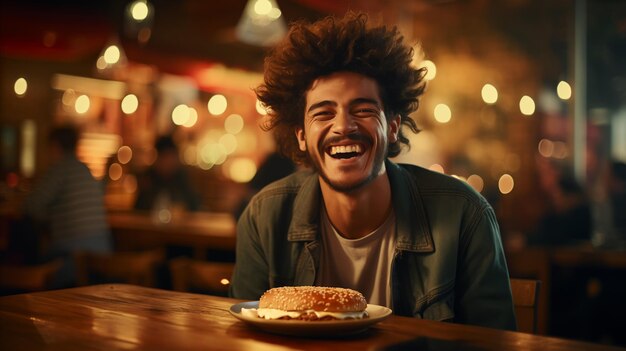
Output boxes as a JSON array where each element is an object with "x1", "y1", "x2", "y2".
[{"x1": 241, "y1": 308, "x2": 368, "y2": 320}]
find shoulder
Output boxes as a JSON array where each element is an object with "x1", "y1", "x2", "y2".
[
  {"x1": 254, "y1": 169, "x2": 315, "y2": 199},
  {"x1": 393, "y1": 162, "x2": 491, "y2": 209},
  {"x1": 242, "y1": 169, "x2": 317, "y2": 223}
]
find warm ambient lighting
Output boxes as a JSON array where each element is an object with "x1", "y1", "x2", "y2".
[
  {"x1": 103, "y1": 45, "x2": 121, "y2": 65},
  {"x1": 183, "y1": 107, "x2": 198, "y2": 128},
  {"x1": 121, "y1": 94, "x2": 139, "y2": 114},
  {"x1": 467, "y1": 174, "x2": 484, "y2": 192},
  {"x1": 236, "y1": 0, "x2": 286, "y2": 46},
  {"x1": 96, "y1": 40, "x2": 127, "y2": 73},
  {"x1": 519, "y1": 95, "x2": 535, "y2": 116},
  {"x1": 117, "y1": 146, "x2": 133, "y2": 164},
  {"x1": 220, "y1": 278, "x2": 230, "y2": 285},
  {"x1": 538, "y1": 138, "x2": 554, "y2": 158},
  {"x1": 200, "y1": 143, "x2": 227, "y2": 169},
  {"x1": 75, "y1": 95, "x2": 90, "y2": 114},
  {"x1": 130, "y1": 0, "x2": 149, "y2": 21},
  {"x1": 255, "y1": 100, "x2": 268, "y2": 115},
  {"x1": 14, "y1": 77, "x2": 28, "y2": 96},
  {"x1": 225, "y1": 114, "x2": 244, "y2": 134},
  {"x1": 481, "y1": 84, "x2": 498, "y2": 104},
  {"x1": 172, "y1": 104, "x2": 189, "y2": 126},
  {"x1": 228, "y1": 158, "x2": 257, "y2": 183},
  {"x1": 123, "y1": 175, "x2": 137, "y2": 193},
  {"x1": 434, "y1": 104, "x2": 452, "y2": 123},
  {"x1": 109, "y1": 163, "x2": 123, "y2": 181},
  {"x1": 62, "y1": 89, "x2": 76, "y2": 106},
  {"x1": 21, "y1": 119, "x2": 36, "y2": 178},
  {"x1": 420, "y1": 60, "x2": 437, "y2": 81},
  {"x1": 219, "y1": 134, "x2": 238, "y2": 154},
  {"x1": 557, "y1": 81, "x2": 572, "y2": 100},
  {"x1": 208, "y1": 94, "x2": 228, "y2": 115},
  {"x1": 498, "y1": 174, "x2": 514, "y2": 194},
  {"x1": 171, "y1": 104, "x2": 199, "y2": 128},
  {"x1": 125, "y1": 0, "x2": 154, "y2": 44}
]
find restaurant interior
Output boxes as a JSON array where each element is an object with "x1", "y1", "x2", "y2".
[{"x1": 1, "y1": 0, "x2": 625, "y2": 348}]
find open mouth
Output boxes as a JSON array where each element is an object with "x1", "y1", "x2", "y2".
[{"x1": 327, "y1": 144, "x2": 363, "y2": 159}]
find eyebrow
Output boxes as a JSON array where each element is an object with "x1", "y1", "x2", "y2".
[
  {"x1": 307, "y1": 100, "x2": 336, "y2": 114},
  {"x1": 306, "y1": 98, "x2": 381, "y2": 114}
]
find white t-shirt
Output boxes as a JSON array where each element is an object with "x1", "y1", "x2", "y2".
[{"x1": 315, "y1": 207, "x2": 396, "y2": 307}]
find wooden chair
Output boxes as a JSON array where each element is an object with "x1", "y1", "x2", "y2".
[
  {"x1": 0, "y1": 259, "x2": 63, "y2": 293},
  {"x1": 506, "y1": 248, "x2": 550, "y2": 334},
  {"x1": 74, "y1": 249, "x2": 165, "y2": 287},
  {"x1": 169, "y1": 257, "x2": 234, "y2": 296},
  {"x1": 510, "y1": 278, "x2": 541, "y2": 334}
]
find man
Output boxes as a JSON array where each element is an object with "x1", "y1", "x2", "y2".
[
  {"x1": 230, "y1": 13, "x2": 516, "y2": 330},
  {"x1": 134, "y1": 135, "x2": 200, "y2": 213},
  {"x1": 23, "y1": 125, "x2": 111, "y2": 287}
]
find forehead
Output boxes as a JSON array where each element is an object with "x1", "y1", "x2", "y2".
[{"x1": 305, "y1": 72, "x2": 381, "y2": 106}]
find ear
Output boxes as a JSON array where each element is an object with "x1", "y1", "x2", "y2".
[
  {"x1": 388, "y1": 115, "x2": 401, "y2": 143},
  {"x1": 295, "y1": 128, "x2": 307, "y2": 151}
]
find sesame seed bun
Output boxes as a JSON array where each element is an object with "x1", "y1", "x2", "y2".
[{"x1": 259, "y1": 286, "x2": 367, "y2": 313}]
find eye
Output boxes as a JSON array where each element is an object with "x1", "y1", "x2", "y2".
[
  {"x1": 352, "y1": 107, "x2": 379, "y2": 117},
  {"x1": 311, "y1": 110, "x2": 334, "y2": 121}
]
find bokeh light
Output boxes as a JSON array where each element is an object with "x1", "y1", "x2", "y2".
[
  {"x1": 557, "y1": 81, "x2": 572, "y2": 100},
  {"x1": 117, "y1": 146, "x2": 133, "y2": 164},
  {"x1": 467, "y1": 174, "x2": 484, "y2": 192},
  {"x1": 498, "y1": 174, "x2": 515, "y2": 194},
  {"x1": 434, "y1": 104, "x2": 452, "y2": 123},
  {"x1": 519, "y1": 95, "x2": 535, "y2": 116},
  {"x1": 75, "y1": 95, "x2": 90, "y2": 114},
  {"x1": 225, "y1": 114, "x2": 244, "y2": 134},
  {"x1": 481, "y1": 84, "x2": 498, "y2": 104},
  {"x1": 228, "y1": 158, "x2": 257, "y2": 183},
  {"x1": 109, "y1": 163, "x2": 123, "y2": 181},
  {"x1": 121, "y1": 94, "x2": 139, "y2": 114},
  {"x1": 208, "y1": 94, "x2": 228, "y2": 115},
  {"x1": 14, "y1": 77, "x2": 27, "y2": 96},
  {"x1": 420, "y1": 60, "x2": 437, "y2": 81}
]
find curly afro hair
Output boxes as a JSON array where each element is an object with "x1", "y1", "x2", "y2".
[{"x1": 255, "y1": 12, "x2": 427, "y2": 166}]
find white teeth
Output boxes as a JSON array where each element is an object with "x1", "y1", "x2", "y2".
[{"x1": 330, "y1": 144, "x2": 362, "y2": 155}]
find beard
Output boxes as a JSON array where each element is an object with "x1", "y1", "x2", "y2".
[{"x1": 308, "y1": 133, "x2": 388, "y2": 193}]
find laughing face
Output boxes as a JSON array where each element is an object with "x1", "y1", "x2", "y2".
[{"x1": 296, "y1": 71, "x2": 400, "y2": 193}]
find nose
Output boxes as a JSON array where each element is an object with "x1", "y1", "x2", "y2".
[{"x1": 331, "y1": 109, "x2": 358, "y2": 135}]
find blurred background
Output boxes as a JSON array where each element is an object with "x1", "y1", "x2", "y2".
[{"x1": 1, "y1": 0, "x2": 625, "y2": 346}]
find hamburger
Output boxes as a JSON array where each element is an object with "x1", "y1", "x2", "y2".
[{"x1": 254, "y1": 286, "x2": 368, "y2": 321}]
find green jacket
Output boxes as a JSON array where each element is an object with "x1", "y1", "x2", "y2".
[{"x1": 230, "y1": 160, "x2": 517, "y2": 331}]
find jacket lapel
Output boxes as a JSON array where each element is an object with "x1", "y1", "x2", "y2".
[{"x1": 386, "y1": 161, "x2": 435, "y2": 253}]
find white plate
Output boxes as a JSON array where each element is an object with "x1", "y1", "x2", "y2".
[{"x1": 229, "y1": 301, "x2": 392, "y2": 337}]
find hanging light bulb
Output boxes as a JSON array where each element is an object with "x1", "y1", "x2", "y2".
[
  {"x1": 96, "y1": 37, "x2": 127, "y2": 78},
  {"x1": 236, "y1": 0, "x2": 287, "y2": 46},
  {"x1": 124, "y1": 0, "x2": 155, "y2": 44}
]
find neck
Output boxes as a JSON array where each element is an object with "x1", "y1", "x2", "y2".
[{"x1": 320, "y1": 172, "x2": 392, "y2": 239}]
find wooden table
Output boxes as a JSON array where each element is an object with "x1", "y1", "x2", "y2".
[
  {"x1": 108, "y1": 211, "x2": 236, "y2": 259},
  {"x1": 1, "y1": 284, "x2": 623, "y2": 351}
]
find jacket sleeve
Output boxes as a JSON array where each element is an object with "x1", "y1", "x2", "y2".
[
  {"x1": 229, "y1": 200, "x2": 270, "y2": 300},
  {"x1": 454, "y1": 204, "x2": 517, "y2": 331}
]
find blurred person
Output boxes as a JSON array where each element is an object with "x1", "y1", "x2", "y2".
[
  {"x1": 134, "y1": 135, "x2": 200, "y2": 213},
  {"x1": 233, "y1": 151, "x2": 296, "y2": 220},
  {"x1": 230, "y1": 13, "x2": 516, "y2": 330},
  {"x1": 527, "y1": 165, "x2": 592, "y2": 247},
  {"x1": 22, "y1": 125, "x2": 112, "y2": 288}
]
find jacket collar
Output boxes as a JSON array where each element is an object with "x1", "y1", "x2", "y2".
[{"x1": 287, "y1": 160, "x2": 435, "y2": 253}]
